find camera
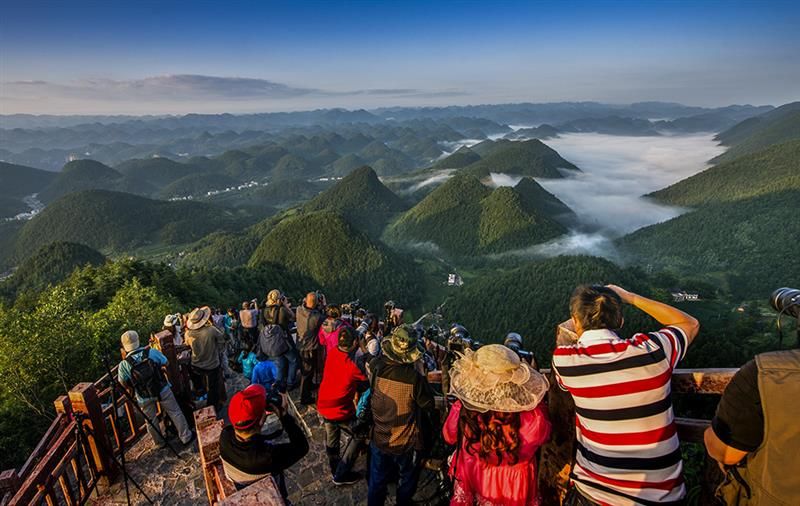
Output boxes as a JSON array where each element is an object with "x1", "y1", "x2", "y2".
[
  {"x1": 266, "y1": 390, "x2": 282, "y2": 407},
  {"x1": 771, "y1": 288, "x2": 800, "y2": 319},
  {"x1": 448, "y1": 324, "x2": 481, "y2": 353},
  {"x1": 341, "y1": 299, "x2": 361, "y2": 315},
  {"x1": 355, "y1": 314, "x2": 373, "y2": 338}
]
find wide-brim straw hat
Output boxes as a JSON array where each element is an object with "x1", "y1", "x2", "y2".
[
  {"x1": 187, "y1": 306, "x2": 212, "y2": 330},
  {"x1": 382, "y1": 325, "x2": 422, "y2": 364},
  {"x1": 449, "y1": 344, "x2": 549, "y2": 413}
]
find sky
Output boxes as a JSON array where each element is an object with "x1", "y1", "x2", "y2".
[{"x1": 1, "y1": 0, "x2": 799, "y2": 115}]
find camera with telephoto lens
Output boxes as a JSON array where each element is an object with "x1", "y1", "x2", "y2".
[
  {"x1": 384, "y1": 300, "x2": 396, "y2": 321},
  {"x1": 341, "y1": 299, "x2": 361, "y2": 315},
  {"x1": 771, "y1": 288, "x2": 800, "y2": 319},
  {"x1": 448, "y1": 323, "x2": 481, "y2": 353},
  {"x1": 355, "y1": 314, "x2": 373, "y2": 338}
]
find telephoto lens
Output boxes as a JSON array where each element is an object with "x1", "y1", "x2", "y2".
[{"x1": 771, "y1": 288, "x2": 800, "y2": 318}]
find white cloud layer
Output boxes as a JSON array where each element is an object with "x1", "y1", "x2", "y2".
[{"x1": 536, "y1": 133, "x2": 726, "y2": 236}]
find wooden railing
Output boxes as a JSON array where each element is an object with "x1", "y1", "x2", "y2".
[{"x1": 2, "y1": 331, "x2": 190, "y2": 506}]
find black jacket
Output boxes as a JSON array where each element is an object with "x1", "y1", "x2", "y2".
[
  {"x1": 219, "y1": 414, "x2": 309, "y2": 487},
  {"x1": 295, "y1": 305, "x2": 323, "y2": 353}
]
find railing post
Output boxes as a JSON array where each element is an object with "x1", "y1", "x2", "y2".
[
  {"x1": 153, "y1": 330, "x2": 182, "y2": 394},
  {"x1": 54, "y1": 394, "x2": 72, "y2": 415},
  {"x1": 69, "y1": 382, "x2": 118, "y2": 484},
  {"x1": 0, "y1": 469, "x2": 20, "y2": 501}
]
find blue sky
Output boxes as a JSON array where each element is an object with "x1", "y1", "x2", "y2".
[{"x1": 1, "y1": 0, "x2": 798, "y2": 114}]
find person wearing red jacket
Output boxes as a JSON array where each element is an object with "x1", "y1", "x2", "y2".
[{"x1": 317, "y1": 326, "x2": 368, "y2": 486}]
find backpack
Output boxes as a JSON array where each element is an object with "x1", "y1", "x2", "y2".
[
  {"x1": 257, "y1": 307, "x2": 290, "y2": 360},
  {"x1": 126, "y1": 348, "x2": 165, "y2": 399}
]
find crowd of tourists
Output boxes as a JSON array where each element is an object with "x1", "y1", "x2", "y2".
[{"x1": 115, "y1": 284, "x2": 799, "y2": 506}]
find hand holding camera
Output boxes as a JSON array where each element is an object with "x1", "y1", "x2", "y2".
[{"x1": 267, "y1": 391, "x2": 288, "y2": 418}]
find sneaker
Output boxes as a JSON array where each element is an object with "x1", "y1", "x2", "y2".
[{"x1": 332, "y1": 471, "x2": 361, "y2": 486}]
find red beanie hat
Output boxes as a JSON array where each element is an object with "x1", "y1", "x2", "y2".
[{"x1": 228, "y1": 384, "x2": 267, "y2": 430}]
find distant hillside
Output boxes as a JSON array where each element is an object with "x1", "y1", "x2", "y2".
[
  {"x1": 0, "y1": 161, "x2": 56, "y2": 217},
  {"x1": 357, "y1": 141, "x2": 415, "y2": 175},
  {"x1": 15, "y1": 190, "x2": 252, "y2": 256},
  {"x1": 0, "y1": 221, "x2": 23, "y2": 271},
  {"x1": 180, "y1": 231, "x2": 260, "y2": 269},
  {"x1": 431, "y1": 146, "x2": 481, "y2": 169},
  {"x1": 513, "y1": 177, "x2": 576, "y2": 221},
  {"x1": 249, "y1": 211, "x2": 421, "y2": 308},
  {"x1": 558, "y1": 116, "x2": 660, "y2": 136},
  {"x1": 462, "y1": 139, "x2": 579, "y2": 179},
  {"x1": 649, "y1": 139, "x2": 800, "y2": 207},
  {"x1": 445, "y1": 255, "x2": 654, "y2": 361},
  {"x1": 2, "y1": 242, "x2": 106, "y2": 296},
  {"x1": 505, "y1": 124, "x2": 559, "y2": 140},
  {"x1": 329, "y1": 153, "x2": 367, "y2": 176},
  {"x1": 619, "y1": 189, "x2": 800, "y2": 297},
  {"x1": 39, "y1": 159, "x2": 153, "y2": 203},
  {"x1": 304, "y1": 166, "x2": 407, "y2": 236},
  {"x1": 272, "y1": 154, "x2": 317, "y2": 180},
  {"x1": 386, "y1": 175, "x2": 567, "y2": 256},
  {"x1": 0, "y1": 161, "x2": 56, "y2": 199},
  {"x1": 713, "y1": 102, "x2": 800, "y2": 163},
  {"x1": 158, "y1": 172, "x2": 241, "y2": 199},
  {"x1": 116, "y1": 157, "x2": 204, "y2": 187}
]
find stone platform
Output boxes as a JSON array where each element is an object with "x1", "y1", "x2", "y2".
[{"x1": 88, "y1": 371, "x2": 442, "y2": 505}]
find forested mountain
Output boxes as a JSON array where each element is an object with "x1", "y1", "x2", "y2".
[
  {"x1": 513, "y1": 177, "x2": 576, "y2": 222},
  {"x1": 39, "y1": 159, "x2": 153, "y2": 203},
  {"x1": 304, "y1": 166, "x2": 407, "y2": 236},
  {"x1": 444, "y1": 256, "x2": 655, "y2": 361},
  {"x1": 0, "y1": 161, "x2": 56, "y2": 217},
  {"x1": 504, "y1": 124, "x2": 559, "y2": 140},
  {"x1": 14, "y1": 190, "x2": 255, "y2": 256},
  {"x1": 116, "y1": 157, "x2": 205, "y2": 186},
  {"x1": 386, "y1": 175, "x2": 567, "y2": 256},
  {"x1": 462, "y1": 139, "x2": 579, "y2": 178},
  {"x1": 649, "y1": 139, "x2": 800, "y2": 206},
  {"x1": 620, "y1": 189, "x2": 800, "y2": 297},
  {"x1": 1, "y1": 242, "x2": 106, "y2": 297},
  {"x1": 249, "y1": 211, "x2": 421, "y2": 308},
  {"x1": 712, "y1": 102, "x2": 800, "y2": 163},
  {"x1": 558, "y1": 116, "x2": 660, "y2": 136},
  {"x1": 431, "y1": 146, "x2": 481, "y2": 169},
  {"x1": 158, "y1": 172, "x2": 242, "y2": 199}
]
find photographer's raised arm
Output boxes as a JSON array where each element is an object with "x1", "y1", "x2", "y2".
[{"x1": 606, "y1": 284, "x2": 700, "y2": 345}]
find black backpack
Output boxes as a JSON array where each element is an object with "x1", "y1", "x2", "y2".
[
  {"x1": 257, "y1": 307, "x2": 290, "y2": 360},
  {"x1": 126, "y1": 348, "x2": 165, "y2": 399}
]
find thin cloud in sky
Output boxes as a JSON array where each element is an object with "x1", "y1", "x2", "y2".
[{"x1": 1, "y1": 74, "x2": 467, "y2": 104}]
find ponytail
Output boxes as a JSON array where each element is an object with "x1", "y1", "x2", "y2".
[{"x1": 570, "y1": 284, "x2": 623, "y2": 331}]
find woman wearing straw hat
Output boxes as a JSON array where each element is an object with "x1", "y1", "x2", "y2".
[{"x1": 443, "y1": 344, "x2": 552, "y2": 506}]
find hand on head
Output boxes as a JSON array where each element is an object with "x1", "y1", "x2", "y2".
[{"x1": 605, "y1": 284, "x2": 636, "y2": 304}]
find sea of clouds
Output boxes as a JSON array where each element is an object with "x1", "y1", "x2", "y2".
[{"x1": 467, "y1": 132, "x2": 725, "y2": 258}]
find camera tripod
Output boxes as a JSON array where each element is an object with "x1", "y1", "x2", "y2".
[{"x1": 69, "y1": 399, "x2": 154, "y2": 505}]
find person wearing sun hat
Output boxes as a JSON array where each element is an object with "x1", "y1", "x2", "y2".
[
  {"x1": 442, "y1": 344, "x2": 551, "y2": 506},
  {"x1": 367, "y1": 324, "x2": 436, "y2": 506},
  {"x1": 219, "y1": 384, "x2": 309, "y2": 497},
  {"x1": 185, "y1": 306, "x2": 226, "y2": 413}
]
